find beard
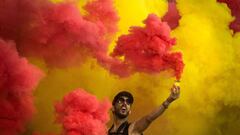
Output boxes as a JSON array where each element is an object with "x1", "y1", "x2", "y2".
[{"x1": 114, "y1": 110, "x2": 129, "y2": 119}]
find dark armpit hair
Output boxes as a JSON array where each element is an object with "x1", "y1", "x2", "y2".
[{"x1": 112, "y1": 91, "x2": 134, "y2": 105}]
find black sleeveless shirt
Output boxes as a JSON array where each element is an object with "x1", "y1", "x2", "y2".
[{"x1": 108, "y1": 121, "x2": 143, "y2": 135}]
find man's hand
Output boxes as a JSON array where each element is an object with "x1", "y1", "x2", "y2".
[
  {"x1": 168, "y1": 83, "x2": 180, "y2": 102},
  {"x1": 130, "y1": 83, "x2": 181, "y2": 134},
  {"x1": 162, "y1": 83, "x2": 180, "y2": 109},
  {"x1": 170, "y1": 84, "x2": 180, "y2": 100}
]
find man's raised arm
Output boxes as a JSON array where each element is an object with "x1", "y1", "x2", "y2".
[{"x1": 130, "y1": 84, "x2": 180, "y2": 134}]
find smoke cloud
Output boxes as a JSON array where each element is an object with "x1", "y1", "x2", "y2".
[
  {"x1": 0, "y1": 0, "x2": 239, "y2": 135},
  {"x1": 55, "y1": 89, "x2": 111, "y2": 135},
  {"x1": 0, "y1": 39, "x2": 43, "y2": 135}
]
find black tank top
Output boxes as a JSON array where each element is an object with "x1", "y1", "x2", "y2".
[{"x1": 108, "y1": 121, "x2": 143, "y2": 135}]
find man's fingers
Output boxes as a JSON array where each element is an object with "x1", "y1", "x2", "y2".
[
  {"x1": 176, "y1": 87, "x2": 180, "y2": 93},
  {"x1": 171, "y1": 87, "x2": 174, "y2": 92},
  {"x1": 171, "y1": 88, "x2": 176, "y2": 94},
  {"x1": 174, "y1": 88, "x2": 177, "y2": 94},
  {"x1": 171, "y1": 86, "x2": 180, "y2": 95},
  {"x1": 171, "y1": 85, "x2": 180, "y2": 95},
  {"x1": 169, "y1": 84, "x2": 180, "y2": 100},
  {"x1": 177, "y1": 86, "x2": 180, "y2": 91}
]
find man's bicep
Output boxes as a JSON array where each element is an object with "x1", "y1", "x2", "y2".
[{"x1": 131, "y1": 116, "x2": 152, "y2": 133}]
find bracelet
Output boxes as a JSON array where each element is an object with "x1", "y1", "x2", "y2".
[
  {"x1": 162, "y1": 100, "x2": 170, "y2": 109},
  {"x1": 167, "y1": 97, "x2": 174, "y2": 103}
]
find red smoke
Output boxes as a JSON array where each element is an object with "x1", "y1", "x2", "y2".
[
  {"x1": 162, "y1": 0, "x2": 181, "y2": 30},
  {"x1": 111, "y1": 14, "x2": 184, "y2": 80},
  {"x1": 218, "y1": 0, "x2": 240, "y2": 34},
  {"x1": 55, "y1": 89, "x2": 111, "y2": 135},
  {"x1": 0, "y1": 0, "x2": 119, "y2": 67},
  {"x1": 0, "y1": 0, "x2": 37, "y2": 41},
  {"x1": 84, "y1": 0, "x2": 119, "y2": 35},
  {"x1": 0, "y1": 39, "x2": 44, "y2": 135},
  {"x1": 0, "y1": 0, "x2": 183, "y2": 134},
  {"x1": 0, "y1": 0, "x2": 184, "y2": 79}
]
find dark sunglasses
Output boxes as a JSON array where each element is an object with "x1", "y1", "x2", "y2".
[{"x1": 117, "y1": 97, "x2": 131, "y2": 105}]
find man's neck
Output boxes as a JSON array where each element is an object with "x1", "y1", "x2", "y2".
[{"x1": 112, "y1": 115, "x2": 128, "y2": 131}]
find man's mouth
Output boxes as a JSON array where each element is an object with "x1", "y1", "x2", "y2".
[{"x1": 121, "y1": 106, "x2": 127, "y2": 111}]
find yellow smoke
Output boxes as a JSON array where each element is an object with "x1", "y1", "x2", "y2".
[{"x1": 26, "y1": 0, "x2": 240, "y2": 135}]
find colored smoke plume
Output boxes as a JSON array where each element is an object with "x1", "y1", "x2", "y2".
[
  {"x1": 162, "y1": 0, "x2": 181, "y2": 30},
  {"x1": 217, "y1": 0, "x2": 240, "y2": 34},
  {"x1": 55, "y1": 89, "x2": 111, "y2": 135},
  {"x1": 0, "y1": 0, "x2": 119, "y2": 67},
  {"x1": 0, "y1": 39, "x2": 44, "y2": 135},
  {"x1": 0, "y1": 0, "x2": 183, "y2": 79},
  {"x1": 21, "y1": 1, "x2": 240, "y2": 135},
  {"x1": 111, "y1": 14, "x2": 184, "y2": 80}
]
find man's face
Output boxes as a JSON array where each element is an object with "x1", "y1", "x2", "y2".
[{"x1": 113, "y1": 96, "x2": 132, "y2": 119}]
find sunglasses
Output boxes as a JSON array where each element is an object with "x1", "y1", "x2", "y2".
[{"x1": 117, "y1": 97, "x2": 131, "y2": 105}]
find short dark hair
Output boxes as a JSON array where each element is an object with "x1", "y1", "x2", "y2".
[{"x1": 112, "y1": 91, "x2": 134, "y2": 105}]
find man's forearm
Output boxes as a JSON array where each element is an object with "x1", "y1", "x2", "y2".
[
  {"x1": 132, "y1": 85, "x2": 180, "y2": 133},
  {"x1": 146, "y1": 97, "x2": 173, "y2": 122},
  {"x1": 132, "y1": 97, "x2": 174, "y2": 133}
]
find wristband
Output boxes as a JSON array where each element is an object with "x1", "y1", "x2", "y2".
[{"x1": 162, "y1": 100, "x2": 170, "y2": 109}]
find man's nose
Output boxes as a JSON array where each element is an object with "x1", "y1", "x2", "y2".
[{"x1": 122, "y1": 100, "x2": 128, "y2": 105}]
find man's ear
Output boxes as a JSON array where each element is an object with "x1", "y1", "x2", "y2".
[
  {"x1": 111, "y1": 106, "x2": 115, "y2": 112},
  {"x1": 129, "y1": 110, "x2": 131, "y2": 114}
]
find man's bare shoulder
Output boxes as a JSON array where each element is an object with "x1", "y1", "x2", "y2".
[{"x1": 128, "y1": 122, "x2": 143, "y2": 135}]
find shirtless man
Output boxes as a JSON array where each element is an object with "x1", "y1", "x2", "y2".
[{"x1": 108, "y1": 83, "x2": 180, "y2": 135}]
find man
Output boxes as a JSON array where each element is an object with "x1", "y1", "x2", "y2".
[{"x1": 108, "y1": 83, "x2": 180, "y2": 135}]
